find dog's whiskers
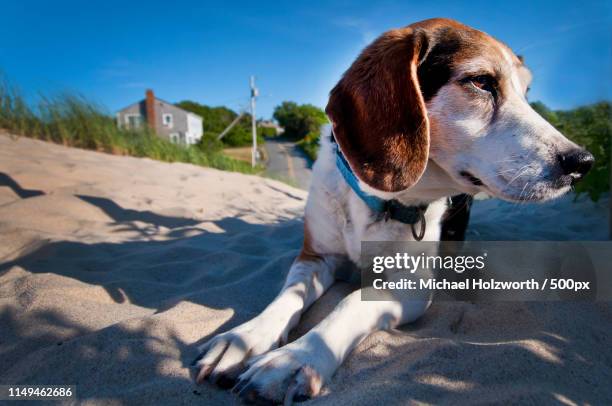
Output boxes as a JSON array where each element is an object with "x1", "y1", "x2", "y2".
[{"x1": 506, "y1": 165, "x2": 537, "y2": 187}]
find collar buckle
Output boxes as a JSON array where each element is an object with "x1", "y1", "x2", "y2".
[{"x1": 411, "y1": 207, "x2": 427, "y2": 241}]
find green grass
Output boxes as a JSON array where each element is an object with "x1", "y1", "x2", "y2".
[{"x1": 0, "y1": 80, "x2": 259, "y2": 174}]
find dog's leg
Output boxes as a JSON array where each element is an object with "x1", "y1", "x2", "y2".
[
  {"x1": 193, "y1": 255, "x2": 339, "y2": 387},
  {"x1": 440, "y1": 194, "x2": 473, "y2": 241},
  {"x1": 234, "y1": 289, "x2": 430, "y2": 404}
]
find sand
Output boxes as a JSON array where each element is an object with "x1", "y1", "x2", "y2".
[{"x1": 0, "y1": 133, "x2": 610, "y2": 405}]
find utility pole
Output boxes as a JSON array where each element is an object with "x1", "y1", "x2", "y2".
[{"x1": 250, "y1": 76, "x2": 259, "y2": 168}]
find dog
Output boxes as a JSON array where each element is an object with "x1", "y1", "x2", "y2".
[{"x1": 193, "y1": 18, "x2": 594, "y2": 403}]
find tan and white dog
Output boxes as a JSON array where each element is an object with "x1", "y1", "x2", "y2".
[{"x1": 194, "y1": 18, "x2": 593, "y2": 404}]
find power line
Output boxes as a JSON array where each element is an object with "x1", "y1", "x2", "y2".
[{"x1": 216, "y1": 111, "x2": 246, "y2": 140}]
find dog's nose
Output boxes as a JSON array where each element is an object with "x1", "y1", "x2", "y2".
[{"x1": 558, "y1": 149, "x2": 594, "y2": 179}]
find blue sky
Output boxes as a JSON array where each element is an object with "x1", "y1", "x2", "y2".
[{"x1": 1, "y1": 1, "x2": 610, "y2": 119}]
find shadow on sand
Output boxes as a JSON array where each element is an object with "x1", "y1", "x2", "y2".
[{"x1": 0, "y1": 172, "x2": 45, "y2": 199}]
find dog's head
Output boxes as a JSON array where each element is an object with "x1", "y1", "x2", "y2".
[{"x1": 326, "y1": 18, "x2": 594, "y2": 202}]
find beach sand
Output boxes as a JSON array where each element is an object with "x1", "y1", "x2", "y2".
[{"x1": 1, "y1": 134, "x2": 610, "y2": 405}]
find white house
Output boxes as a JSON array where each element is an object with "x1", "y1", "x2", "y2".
[{"x1": 117, "y1": 89, "x2": 203, "y2": 145}]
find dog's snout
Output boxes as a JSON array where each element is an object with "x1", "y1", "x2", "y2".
[{"x1": 558, "y1": 150, "x2": 594, "y2": 179}]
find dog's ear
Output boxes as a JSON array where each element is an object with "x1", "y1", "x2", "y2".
[{"x1": 326, "y1": 28, "x2": 430, "y2": 192}]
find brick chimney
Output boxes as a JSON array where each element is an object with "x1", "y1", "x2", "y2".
[{"x1": 145, "y1": 89, "x2": 156, "y2": 130}]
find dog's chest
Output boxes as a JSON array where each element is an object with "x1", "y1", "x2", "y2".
[{"x1": 342, "y1": 195, "x2": 447, "y2": 264}]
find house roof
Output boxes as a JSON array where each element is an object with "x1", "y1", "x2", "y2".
[{"x1": 117, "y1": 97, "x2": 203, "y2": 120}]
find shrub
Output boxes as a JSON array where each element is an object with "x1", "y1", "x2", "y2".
[
  {"x1": 258, "y1": 126, "x2": 278, "y2": 138},
  {"x1": 176, "y1": 100, "x2": 264, "y2": 148},
  {"x1": 197, "y1": 131, "x2": 224, "y2": 153},
  {"x1": 296, "y1": 131, "x2": 320, "y2": 161},
  {"x1": 221, "y1": 125, "x2": 264, "y2": 147},
  {"x1": 273, "y1": 101, "x2": 327, "y2": 140},
  {"x1": 532, "y1": 101, "x2": 611, "y2": 201}
]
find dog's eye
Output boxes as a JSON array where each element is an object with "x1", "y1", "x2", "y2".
[{"x1": 469, "y1": 75, "x2": 496, "y2": 93}]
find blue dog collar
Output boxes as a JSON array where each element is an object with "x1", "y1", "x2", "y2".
[{"x1": 332, "y1": 134, "x2": 428, "y2": 240}]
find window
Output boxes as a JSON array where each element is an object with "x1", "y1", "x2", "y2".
[
  {"x1": 125, "y1": 114, "x2": 142, "y2": 129},
  {"x1": 169, "y1": 133, "x2": 179, "y2": 144},
  {"x1": 162, "y1": 114, "x2": 173, "y2": 128}
]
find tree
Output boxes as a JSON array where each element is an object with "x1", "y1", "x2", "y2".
[
  {"x1": 176, "y1": 101, "x2": 263, "y2": 148},
  {"x1": 532, "y1": 101, "x2": 611, "y2": 201},
  {"x1": 273, "y1": 101, "x2": 327, "y2": 140}
]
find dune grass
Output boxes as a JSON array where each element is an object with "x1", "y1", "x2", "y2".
[{"x1": 0, "y1": 80, "x2": 259, "y2": 174}]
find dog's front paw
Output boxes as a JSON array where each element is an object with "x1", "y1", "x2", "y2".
[
  {"x1": 193, "y1": 317, "x2": 287, "y2": 388},
  {"x1": 233, "y1": 341, "x2": 330, "y2": 405}
]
